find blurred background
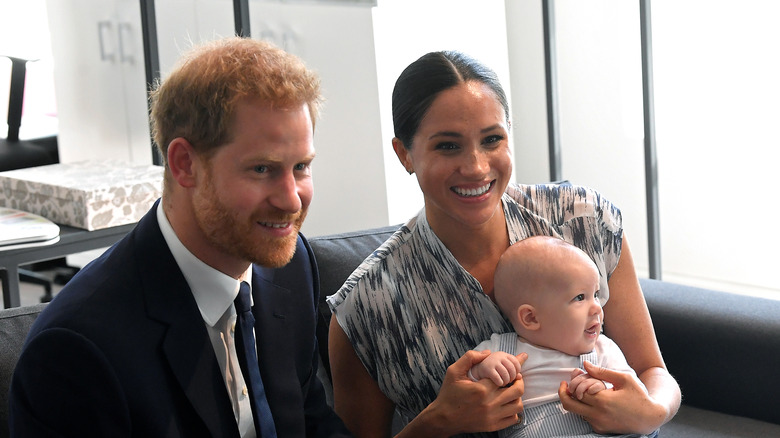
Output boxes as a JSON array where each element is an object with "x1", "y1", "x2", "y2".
[{"x1": 2, "y1": 0, "x2": 778, "y2": 300}]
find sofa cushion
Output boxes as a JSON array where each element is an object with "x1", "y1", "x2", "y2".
[
  {"x1": 0, "y1": 303, "x2": 47, "y2": 438},
  {"x1": 661, "y1": 405, "x2": 780, "y2": 437}
]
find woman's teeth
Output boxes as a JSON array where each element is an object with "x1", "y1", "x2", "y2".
[{"x1": 453, "y1": 182, "x2": 491, "y2": 197}]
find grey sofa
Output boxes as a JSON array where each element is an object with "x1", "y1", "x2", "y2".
[
  {"x1": 309, "y1": 225, "x2": 780, "y2": 438},
  {"x1": 0, "y1": 303, "x2": 47, "y2": 438},
  {"x1": 2, "y1": 225, "x2": 779, "y2": 437}
]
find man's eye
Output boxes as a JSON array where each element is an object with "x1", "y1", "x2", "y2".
[
  {"x1": 294, "y1": 163, "x2": 309, "y2": 171},
  {"x1": 254, "y1": 165, "x2": 269, "y2": 173}
]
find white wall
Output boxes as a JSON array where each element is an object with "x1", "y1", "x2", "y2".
[
  {"x1": 156, "y1": 0, "x2": 235, "y2": 75},
  {"x1": 506, "y1": 0, "x2": 650, "y2": 278},
  {"x1": 651, "y1": 0, "x2": 780, "y2": 297},
  {"x1": 372, "y1": 0, "x2": 513, "y2": 225},
  {"x1": 506, "y1": 0, "x2": 780, "y2": 299},
  {"x1": 246, "y1": 1, "x2": 389, "y2": 237},
  {"x1": 504, "y1": 0, "x2": 549, "y2": 185}
]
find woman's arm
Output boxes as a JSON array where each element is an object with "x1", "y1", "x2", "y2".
[
  {"x1": 559, "y1": 235, "x2": 681, "y2": 434},
  {"x1": 329, "y1": 317, "x2": 525, "y2": 437},
  {"x1": 329, "y1": 317, "x2": 395, "y2": 437}
]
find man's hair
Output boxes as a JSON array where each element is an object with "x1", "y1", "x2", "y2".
[{"x1": 149, "y1": 37, "x2": 322, "y2": 162}]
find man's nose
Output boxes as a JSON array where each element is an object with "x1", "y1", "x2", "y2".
[{"x1": 269, "y1": 172, "x2": 303, "y2": 213}]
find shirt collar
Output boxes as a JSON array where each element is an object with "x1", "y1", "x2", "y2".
[{"x1": 156, "y1": 202, "x2": 253, "y2": 327}]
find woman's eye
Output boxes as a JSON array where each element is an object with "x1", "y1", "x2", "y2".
[
  {"x1": 483, "y1": 135, "x2": 504, "y2": 146},
  {"x1": 436, "y1": 142, "x2": 458, "y2": 151}
]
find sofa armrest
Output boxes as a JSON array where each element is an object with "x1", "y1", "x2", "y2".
[{"x1": 640, "y1": 278, "x2": 780, "y2": 425}]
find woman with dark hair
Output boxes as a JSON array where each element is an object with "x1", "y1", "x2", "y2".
[{"x1": 328, "y1": 50, "x2": 680, "y2": 437}]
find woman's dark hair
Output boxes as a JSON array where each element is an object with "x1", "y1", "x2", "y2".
[{"x1": 392, "y1": 50, "x2": 510, "y2": 149}]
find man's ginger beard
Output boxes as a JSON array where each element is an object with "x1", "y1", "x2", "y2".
[{"x1": 192, "y1": 167, "x2": 306, "y2": 269}]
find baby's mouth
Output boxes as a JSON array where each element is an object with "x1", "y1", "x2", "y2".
[{"x1": 585, "y1": 323, "x2": 601, "y2": 335}]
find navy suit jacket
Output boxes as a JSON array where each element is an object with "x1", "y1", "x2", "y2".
[{"x1": 9, "y1": 201, "x2": 351, "y2": 437}]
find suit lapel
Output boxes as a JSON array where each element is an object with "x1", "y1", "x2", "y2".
[
  {"x1": 133, "y1": 204, "x2": 238, "y2": 437},
  {"x1": 252, "y1": 266, "x2": 291, "y2": 358},
  {"x1": 248, "y1": 236, "x2": 317, "y2": 434},
  {"x1": 251, "y1": 236, "x2": 314, "y2": 327},
  {"x1": 161, "y1": 312, "x2": 236, "y2": 437}
]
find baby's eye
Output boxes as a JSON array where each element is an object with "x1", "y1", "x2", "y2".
[
  {"x1": 573, "y1": 294, "x2": 585, "y2": 302},
  {"x1": 594, "y1": 290, "x2": 601, "y2": 299}
]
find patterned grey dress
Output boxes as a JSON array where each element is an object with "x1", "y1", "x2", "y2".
[{"x1": 327, "y1": 183, "x2": 623, "y2": 437}]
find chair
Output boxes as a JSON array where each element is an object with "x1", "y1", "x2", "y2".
[
  {"x1": 1, "y1": 55, "x2": 61, "y2": 301},
  {"x1": 0, "y1": 56, "x2": 58, "y2": 170}
]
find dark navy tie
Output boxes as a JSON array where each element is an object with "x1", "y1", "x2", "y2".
[{"x1": 234, "y1": 281, "x2": 277, "y2": 438}]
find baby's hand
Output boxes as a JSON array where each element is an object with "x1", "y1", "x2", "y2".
[
  {"x1": 567, "y1": 367, "x2": 608, "y2": 400},
  {"x1": 468, "y1": 351, "x2": 523, "y2": 387}
]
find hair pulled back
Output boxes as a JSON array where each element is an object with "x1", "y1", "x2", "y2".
[{"x1": 391, "y1": 51, "x2": 509, "y2": 149}]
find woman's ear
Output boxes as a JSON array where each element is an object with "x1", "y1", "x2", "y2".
[
  {"x1": 392, "y1": 137, "x2": 413, "y2": 174},
  {"x1": 517, "y1": 304, "x2": 540, "y2": 331},
  {"x1": 167, "y1": 137, "x2": 198, "y2": 189}
]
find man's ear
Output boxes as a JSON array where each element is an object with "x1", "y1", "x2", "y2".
[
  {"x1": 392, "y1": 137, "x2": 413, "y2": 174},
  {"x1": 517, "y1": 304, "x2": 540, "y2": 331},
  {"x1": 167, "y1": 137, "x2": 198, "y2": 188}
]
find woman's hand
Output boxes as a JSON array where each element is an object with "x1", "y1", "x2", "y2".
[
  {"x1": 596, "y1": 236, "x2": 681, "y2": 433},
  {"x1": 558, "y1": 361, "x2": 667, "y2": 435},
  {"x1": 406, "y1": 350, "x2": 527, "y2": 437},
  {"x1": 567, "y1": 364, "x2": 608, "y2": 400}
]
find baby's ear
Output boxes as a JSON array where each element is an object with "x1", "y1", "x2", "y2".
[{"x1": 518, "y1": 304, "x2": 540, "y2": 331}]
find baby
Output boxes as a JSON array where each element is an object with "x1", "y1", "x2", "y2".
[{"x1": 470, "y1": 236, "x2": 651, "y2": 437}]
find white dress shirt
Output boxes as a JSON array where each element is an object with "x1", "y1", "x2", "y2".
[{"x1": 156, "y1": 203, "x2": 256, "y2": 438}]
